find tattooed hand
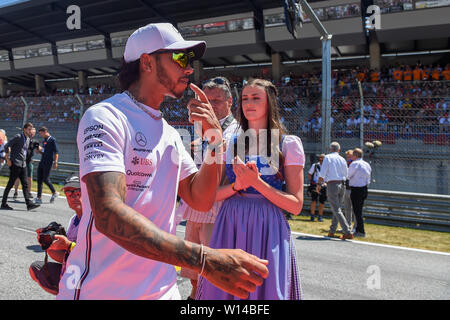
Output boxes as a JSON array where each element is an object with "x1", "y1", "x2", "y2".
[{"x1": 201, "y1": 247, "x2": 269, "y2": 299}]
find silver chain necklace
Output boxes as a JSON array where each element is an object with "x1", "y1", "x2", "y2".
[{"x1": 124, "y1": 90, "x2": 163, "y2": 121}]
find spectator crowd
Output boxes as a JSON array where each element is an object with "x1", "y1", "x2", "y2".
[{"x1": 1, "y1": 63, "x2": 449, "y2": 142}]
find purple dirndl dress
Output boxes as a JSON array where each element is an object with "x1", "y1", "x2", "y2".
[{"x1": 196, "y1": 152, "x2": 302, "y2": 300}]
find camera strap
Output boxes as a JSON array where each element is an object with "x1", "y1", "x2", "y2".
[{"x1": 43, "y1": 251, "x2": 51, "y2": 279}]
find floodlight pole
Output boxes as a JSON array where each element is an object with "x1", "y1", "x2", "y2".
[
  {"x1": 298, "y1": 0, "x2": 332, "y2": 153},
  {"x1": 20, "y1": 96, "x2": 29, "y2": 128},
  {"x1": 357, "y1": 80, "x2": 364, "y2": 149}
]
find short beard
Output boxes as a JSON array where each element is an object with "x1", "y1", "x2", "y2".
[{"x1": 155, "y1": 55, "x2": 185, "y2": 99}]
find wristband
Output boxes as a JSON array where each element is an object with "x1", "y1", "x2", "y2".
[
  {"x1": 206, "y1": 139, "x2": 224, "y2": 153},
  {"x1": 69, "y1": 242, "x2": 76, "y2": 252},
  {"x1": 231, "y1": 182, "x2": 243, "y2": 195},
  {"x1": 204, "y1": 142, "x2": 224, "y2": 165},
  {"x1": 199, "y1": 244, "x2": 207, "y2": 277}
]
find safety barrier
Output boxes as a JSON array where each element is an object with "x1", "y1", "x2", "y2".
[
  {"x1": 0, "y1": 160, "x2": 79, "y2": 186},
  {"x1": 302, "y1": 186, "x2": 450, "y2": 233}
]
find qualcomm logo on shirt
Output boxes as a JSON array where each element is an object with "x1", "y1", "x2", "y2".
[{"x1": 126, "y1": 170, "x2": 152, "y2": 177}]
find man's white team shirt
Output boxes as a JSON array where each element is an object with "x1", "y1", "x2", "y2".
[{"x1": 57, "y1": 93, "x2": 198, "y2": 300}]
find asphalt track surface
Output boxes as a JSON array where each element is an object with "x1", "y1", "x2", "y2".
[{"x1": 1, "y1": 187, "x2": 449, "y2": 300}]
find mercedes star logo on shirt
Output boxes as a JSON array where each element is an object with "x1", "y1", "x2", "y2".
[{"x1": 135, "y1": 132, "x2": 147, "y2": 147}]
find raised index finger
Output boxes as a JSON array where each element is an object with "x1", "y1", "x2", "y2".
[{"x1": 190, "y1": 83, "x2": 210, "y2": 105}]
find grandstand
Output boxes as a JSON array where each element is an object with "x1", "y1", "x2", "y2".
[{"x1": 0, "y1": 0, "x2": 449, "y2": 195}]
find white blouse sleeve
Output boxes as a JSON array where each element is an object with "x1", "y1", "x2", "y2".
[{"x1": 282, "y1": 135, "x2": 305, "y2": 167}]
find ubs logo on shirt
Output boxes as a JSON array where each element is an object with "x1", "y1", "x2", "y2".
[{"x1": 131, "y1": 156, "x2": 153, "y2": 167}]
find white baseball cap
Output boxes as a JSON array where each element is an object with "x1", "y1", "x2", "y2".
[
  {"x1": 123, "y1": 23, "x2": 206, "y2": 63},
  {"x1": 63, "y1": 175, "x2": 80, "y2": 190}
]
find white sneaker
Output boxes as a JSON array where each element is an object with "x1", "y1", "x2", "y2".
[
  {"x1": 34, "y1": 198, "x2": 42, "y2": 204},
  {"x1": 50, "y1": 192, "x2": 59, "y2": 203}
]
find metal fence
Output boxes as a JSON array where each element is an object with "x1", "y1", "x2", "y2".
[
  {"x1": 1, "y1": 81, "x2": 449, "y2": 195},
  {"x1": 301, "y1": 186, "x2": 450, "y2": 232},
  {"x1": 290, "y1": 81, "x2": 450, "y2": 195}
]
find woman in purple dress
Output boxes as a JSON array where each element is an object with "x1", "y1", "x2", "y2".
[{"x1": 196, "y1": 79, "x2": 305, "y2": 300}]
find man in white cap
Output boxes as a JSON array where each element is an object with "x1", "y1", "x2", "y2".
[{"x1": 58, "y1": 23, "x2": 268, "y2": 300}]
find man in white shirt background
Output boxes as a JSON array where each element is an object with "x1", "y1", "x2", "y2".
[
  {"x1": 348, "y1": 148, "x2": 372, "y2": 238},
  {"x1": 344, "y1": 149, "x2": 355, "y2": 232},
  {"x1": 316, "y1": 142, "x2": 353, "y2": 240}
]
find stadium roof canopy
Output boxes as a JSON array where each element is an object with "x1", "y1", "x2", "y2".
[
  {"x1": 0, "y1": 0, "x2": 283, "y2": 49},
  {"x1": 0, "y1": 0, "x2": 448, "y2": 87}
]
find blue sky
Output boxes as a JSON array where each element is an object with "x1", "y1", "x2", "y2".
[{"x1": 0, "y1": 0, "x2": 30, "y2": 9}]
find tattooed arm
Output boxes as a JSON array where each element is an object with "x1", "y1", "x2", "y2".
[{"x1": 84, "y1": 171, "x2": 269, "y2": 299}]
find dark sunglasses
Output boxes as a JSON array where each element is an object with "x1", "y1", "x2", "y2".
[
  {"x1": 64, "y1": 188, "x2": 81, "y2": 197},
  {"x1": 156, "y1": 50, "x2": 195, "y2": 69},
  {"x1": 202, "y1": 77, "x2": 231, "y2": 87}
]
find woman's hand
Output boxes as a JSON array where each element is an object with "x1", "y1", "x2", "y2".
[
  {"x1": 246, "y1": 161, "x2": 260, "y2": 175},
  {"x1": 234, "y1": 174, "x2": 249, "y2": 191},
  {"x1": 233, "y1": 156, "x2": 261, "y2": 188}
]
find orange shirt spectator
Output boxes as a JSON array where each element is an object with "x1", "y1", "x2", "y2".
[
  {"x1": 403, "y1": 69, "x2": 412, "y2": 81},
  {"x1": 413, "y1": 68, "x2": 422, "y2": 81},
  {"x1": 422, "y1": 68, "x2": 431, "y2": 81},
  {"x1": 356, "y1": 72, "x2": 365, "y2": 82},
  {"x1": 392, "y1": 69, "x2": 403, "y2": 81},
  {"x1": 443, "y1": 68, "x2": 450, "y2": 81},
  {"x1": 432, "y1": 68, "x2": 440, "y2": 81},
  {"x1": 370, "y1": 71, "x2": 380, "y2": 82}
]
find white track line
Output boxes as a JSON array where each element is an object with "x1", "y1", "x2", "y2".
[
  {"x1": 291, "y1": 231, "x2": 450, "y2": 256},
  {"x1": 13, "y1": 227, "x2": 35, "y2": 234},
  {"x1": 176, "y1": 227, "x2": 449, "y2": 256}
]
